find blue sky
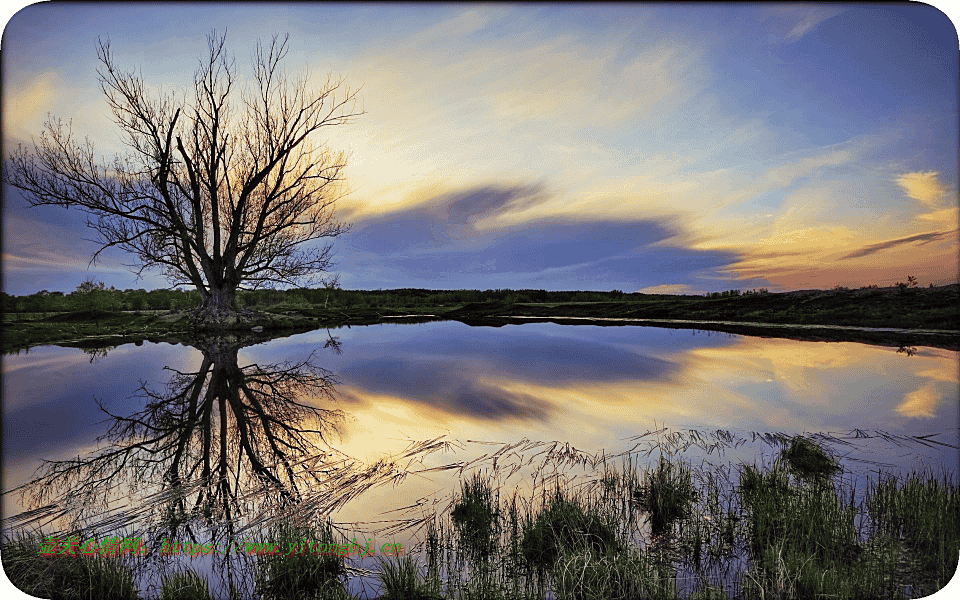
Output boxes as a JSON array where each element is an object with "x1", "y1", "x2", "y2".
[{"x1": 2, "y1": 3, "x2": 958, "y2": 295}]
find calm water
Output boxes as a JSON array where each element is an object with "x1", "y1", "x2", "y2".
[{"x1": 3, "y1": 321, "x2": 957, "y2": 595}]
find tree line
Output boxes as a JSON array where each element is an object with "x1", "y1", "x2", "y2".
[{"x1": 1, "y1": 286, "x2": 642, "y2": 314}]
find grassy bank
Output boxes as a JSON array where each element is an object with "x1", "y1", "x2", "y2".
[
  {"x1": 444, "y1": 283, "x2": 960, "y2": 331},
  {"x1": 1, "y1": 305, "x2": 439, "y2": 355},
  {"x1": 4, "y1": 284, "x2": 958, "y2": 354},
  {"x1": 4, "y1": 437, "x2": 957, "y2": 599}
]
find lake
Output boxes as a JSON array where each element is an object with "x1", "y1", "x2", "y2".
[{"x1": 3, "y1": 321, "x2": 957, "y2": 597}]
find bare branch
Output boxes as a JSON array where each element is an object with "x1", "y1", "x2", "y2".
[{"x1": 2, "y1": 30, "x2": 362, "y2": 313}]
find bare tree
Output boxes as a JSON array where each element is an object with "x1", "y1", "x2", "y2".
[{"x1": 4, "y1": 31, "x2": 361, "y2": 320}]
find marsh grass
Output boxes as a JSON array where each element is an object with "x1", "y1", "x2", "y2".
[
  {"x1": 388, "y1": 433, "x2": 957, "y2": 600},
  {"x1": 634, "y1": 456, "x2": 699, "y2": 537},
  {"x1": 3, "y1": 431, "x2": 956, "y2": 599},
  {"x1": 377, "y1": 554, "x2": 444, "y2": 599},
  {"x1": 158, "y1": 568, "x2": 213, "y2": 600},
  {"x1": 252, "y1": 519, "x2": 349, "y2": 600},
  {"x1": 780, "y1": 436, "x2": 839, "y2": 480},
  {"x1": 0, "y1": 528, "x2": 139, "y2": 600}
]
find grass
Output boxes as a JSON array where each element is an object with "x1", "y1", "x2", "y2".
[
  {"x1": 451, "y1": 473, "x2": 501, "y2": 562},
  {"x1": 634, "y1": 456, "x2": 699, "y2": 537},
  {"x1": 252, "y1": 519, "x2": 350, "y2": 600},
  {"x1": 780, "y1": 436, "x2": 839, "y2": 480},
  {"x1": 158, "y1": 569, "x2": 213, "y2": 600},
  {"x1": 377, "y1": 554, "x2": 444, "y2": 599},
  {"x1": 0, "y1": 529, "x2": 139, "y2": 600},
  {"x1": 382, "y1": 435, "x2": 957, "y2": 600},
  {"x1": 3, "y1": 435, "x2": 956, "y2": 599},
  {"x1": 6, "y1": 283, "x2": 958, "y2": 354}
]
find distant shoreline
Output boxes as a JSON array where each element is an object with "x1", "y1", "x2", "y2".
[{"x1": 3, "y1": 284, "x2": 957, "y2": 353}]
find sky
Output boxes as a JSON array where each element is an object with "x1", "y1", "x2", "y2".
[{"x1": 2, "y1": 2, "x2": 958, "y2": 295}]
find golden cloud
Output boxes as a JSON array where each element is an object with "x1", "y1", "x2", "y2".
[
  {"x1": 896, "y1": 384, "x2": 941, "y2": 419},
  {"x1": 3, "y1": 72, "x2": 60, "y2": 139},
  {"x1": 896, "y1": 171, "x2": 948, "y2": 208},
  {"x1": 635, "y1": 284, "x2": 702, "y2": 295}
]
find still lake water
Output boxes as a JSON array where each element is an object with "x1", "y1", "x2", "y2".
[{"x1": 3, "y1": 321, "x2": 958, "y2": 594}]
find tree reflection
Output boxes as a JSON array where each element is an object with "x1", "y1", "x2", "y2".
[
  {"x1": 6, "y1": 331, "x2": 458, "y2": 597},
  {"x1": 11, "y1": 333, "x2": 345, "y2": 558}
]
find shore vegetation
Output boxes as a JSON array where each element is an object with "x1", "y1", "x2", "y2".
[
  {"x1": 3, "y1": 282, "x2": 957, "y2": 354},
  {"x1": 3, "y1": 436, "x2": 957, "y2": 599}
]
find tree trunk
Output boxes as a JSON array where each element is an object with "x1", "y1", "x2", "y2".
[
  {"x1": 203, "y1": 286, "x2": 238, "y2": 313},
  {"x1": 194, "y1": 285, "x2": 241, "y2": 327}
]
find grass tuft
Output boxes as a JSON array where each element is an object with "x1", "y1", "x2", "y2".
[
  {"x1": 378, "y1": 554, "x2": 444, "y2": 599},
  {"x1": 0, "y1": 530, "x2": 139, "y2": 600},
  {"x1": 253, "y1": 519, "x2": 349, "y2": 600},
  {"x1": 634, "y1": 456, "x2": 699, "y2": 537},
  {"x1": 158, "y1": 569, "x2": 212, "y2": 600},
  {"x1": 520, "y1": 491, "x2": 621, "y2": 571},
  {"x1": 780, "y1": 436, "x2": 839, "y2": 480}
]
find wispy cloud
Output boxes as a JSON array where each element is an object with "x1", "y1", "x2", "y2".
[
  {"x1": 2, "y1": 71, "x2": 60, "y2": 140},
  {"x1": 635, "y1": 284, "x2": 702, "y2": 295},
  {"x1": 841, "y1": 230, "x2": 956, "y2": 260},
  {"x1": 896, "y1": 171, "x2": 949, "y2": 207},
  {"x1": 762, "y1": 5, "x2": 844, "y2": 43}
]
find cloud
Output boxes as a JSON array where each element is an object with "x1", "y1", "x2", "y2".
[
  {"x1": 336, "y1": 330, "x2": 679, "y2": 421},
  {"x1": 635, "y1": 284, "x2": 702, "y2": 295},
  {"x1": 762, "y1": 6, "x2": 843, "y2": 44},
  {"x1": 2, "y1": 72, "x2": 60, "y2": 139},
  {"x1": 896, "y1": 383, "x2": 941, "y2": 419},
  {"x1": 339, "y1": 183, "x2": 741, "y2": 290},
  {"x1": 896, "y1": 171, "x2": 949, "y2": 208},
  {"x1": 840, "y1": 230, "x2": 956, "y2": 260}
]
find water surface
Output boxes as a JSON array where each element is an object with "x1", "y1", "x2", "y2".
[{"x1": 3, "y1": 322, "x2": 957, "y2": 594}]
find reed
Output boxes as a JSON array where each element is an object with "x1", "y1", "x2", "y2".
[
  {"x1": 158, "y1": 569, "x2": 213, "y2": 600},
  {"x1": 0, "y1": 528, "x2": 139, "y2": 600},
  {"x1": 3, "y1": 430, "x2": 956, "y2": 598},
  {"x1": 252, "y1": 519, "x2": 350, "y2": 600}
]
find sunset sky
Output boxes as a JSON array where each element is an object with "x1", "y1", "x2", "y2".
[{"x1": 3, "y1": 3, "x2": 958, "y2": 296}]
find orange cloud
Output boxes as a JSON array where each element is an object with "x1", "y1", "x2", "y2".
[
  {"x1": 896, "y1": 171, "x2": 949, "y2": 208},
  {"x1": 896, "y1": 384, "x2": 941, "y2": 419}
]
